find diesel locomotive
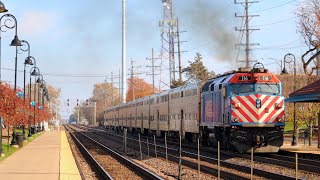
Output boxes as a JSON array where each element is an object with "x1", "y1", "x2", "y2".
[{"x1": 104, "y1": 63, "x2": 285, "y2": 153}]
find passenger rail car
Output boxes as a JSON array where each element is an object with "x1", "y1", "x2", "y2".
[{"x1": 104, "y1": 63, "x2": 285, "y2": 153}]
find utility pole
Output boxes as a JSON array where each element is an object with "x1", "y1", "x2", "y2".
[
  {"x1": 122, "y1": 0, "x2": 127, "y2": 103},
  {"x1": 235, "y1": 0, "x2": 260, "y2": 68},
  {"x1": 104, "y1": 75, "x2": 108, "y2": 110},
  {"x1": 119, "y1": 68, "x2": 122, "y2": 103},
  {"x1": 146, "y1": 48, "x2": 160, "y2": 93},
  {"x1": 128, "y1": 59, "x2": 142, "y2": 100},
  {"x1": 175, "y1": 18, "x2": 187, "y2": 82},
  {"x1": 177, "y1": 18, "x2": 182, "y2": 81},
  {"x1": 131, "y1": 59, "x2": 135, "y2": 100},
  {"x1": 111, "y1": 72, "x2": 114, "y2": 106}
]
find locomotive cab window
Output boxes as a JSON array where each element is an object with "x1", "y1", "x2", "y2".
[
  {"x1": 230, "y1": 83, "x2": 254, "y2": 95},
  {"x1": 256, "y1": 83, "x2": 280, "y2": 95}
]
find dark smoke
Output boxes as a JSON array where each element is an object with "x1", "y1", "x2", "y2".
[{"x1": 177, "y1": 0, "x2": 236, "y2": 61}]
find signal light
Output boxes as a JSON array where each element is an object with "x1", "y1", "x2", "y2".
[{"x1": 77, "y1": 99, "x2": 79, "y2": 106}]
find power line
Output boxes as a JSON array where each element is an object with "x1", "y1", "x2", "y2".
[
  {"x1": 1, "y1": 67, "x2": 107, "y2": 78},
  {"x1": 251, "y1": 0, "x2": 297, "y2": 13},
  {"x1": 252, "y1": 16, "x2": 296, "y2": 27}
]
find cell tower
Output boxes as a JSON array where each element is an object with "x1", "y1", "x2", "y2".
[
  {"x1": 235, "y1": 0, "x2": 260, "y2": 68},
  {"x1": 159, "y1": 0, "x2": 177, "y2": 89}
]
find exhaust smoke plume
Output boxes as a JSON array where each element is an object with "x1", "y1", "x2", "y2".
[{"x1": 178, "y1": 0, "x2": 236, "y2": 61}]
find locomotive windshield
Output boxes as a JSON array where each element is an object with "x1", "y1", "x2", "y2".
[
  {"x1": 229, "y1": 83, "x2": 280, "y2": 95},
  {"x1": 230, "y1": 83, "x2": 254, "y2": 94},
  {"x1": 256, "y1": 83, "x2": 280, "y2": 95}
]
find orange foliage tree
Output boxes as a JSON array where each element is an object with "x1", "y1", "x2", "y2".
[
  {"x1": 0, "y1": 83, "x2": 52, "y2": 127},
  {"x1": 126, "y1": 77, "x2": 158, "y2": 102}
]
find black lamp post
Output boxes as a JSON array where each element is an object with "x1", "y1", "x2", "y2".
[
  {"x1": 0, "y1": 1, "x2": 8, "y2": 156},
  {"x1": 282, "y1": 53, "x2": 297, "y2": 146},
  {"x1": 40, "y1": 81, "x2": 47, "y2": 131},
  {"x1": 20, "y1": 40, "x2": 33, "y2": 139},
  {"x1": 30, "y1": 66, "x2": 39, "y2": 134},
  {"x1": 36, "y1": 74, "x2": 43, "y2": 132},
  {"x1": 0, "y1": 14, "x2": 23, "y2": 146}
]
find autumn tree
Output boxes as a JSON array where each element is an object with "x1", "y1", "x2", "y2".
[
  {"x1": 73, "y1": 83, "x2": 120, "y2": 124},
  {"x1": 25, "y1": 82, "x2": 61, "y2": 118},
  {"x1": 92, "y1": 83, "x2": 120, "y2": 122},
  {"x1": 183, "y1": 53, "x2": 215, "y2": 83},
  {"x1": 296, "y1": 0, "x2": 320, "y2": 75},
  {"x1": 126, "y1": 77, "x2": 157, "y2": 102}
]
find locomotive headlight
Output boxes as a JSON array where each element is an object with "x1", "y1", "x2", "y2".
[
  {"x1": 278, "y1": 117, "x2": 285, "y2": 123},
  {"x1": 233, "y1": 118, "x2": 239, "y2": 123}
]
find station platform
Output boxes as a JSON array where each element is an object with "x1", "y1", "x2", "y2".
[
  {"x1": 0, "y1": 130, "x2": 81, "y2": 180},
  {"x1": 282, "y1": 137, "x2": 320, "y2": 155}
]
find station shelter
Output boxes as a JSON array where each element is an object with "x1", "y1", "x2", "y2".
[{"x1": 286, "y1": 78, "x2": 320, "y2": 148}]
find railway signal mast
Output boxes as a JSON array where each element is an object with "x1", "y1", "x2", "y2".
[
  {"x1": 159, "y1": 0, "x2": 177, "y2": 89},
  {"x1": 235, "y1": 0, "x2": 260, "y2": 68}
]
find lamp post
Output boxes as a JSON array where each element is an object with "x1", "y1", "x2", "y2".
[
  {"x1": 0, "y1": 2, "x2": 8, "y2": 156},
  {"x1": 0, "y1": 14, "x2": 23, "y2": 146},
  {"x1": 0, "y1": 6, "x2": 10, "y2": 154},
  {"x1": 282, "y1": 53, "x2": 297, "y2": 146},
  {"x1": 40, "y1": 80, "x2": 46, "y2": 131},
  {"x1": 36, "y1": 74, "x2": 43, "y2": 132},
  {"x1": 30, "y1": 66, "x2": 39, "y2": 134},
  {"x1": 20, "y1": 40, "x2": 33, "y2": 139}
]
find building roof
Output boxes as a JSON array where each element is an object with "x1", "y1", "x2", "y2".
[{"x1": 286, "y1": 79, "x2": 320, "y2": 102}]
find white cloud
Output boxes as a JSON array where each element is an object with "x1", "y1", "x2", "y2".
[{"x1": 19, "y1": 11, "x2": 59, "y2": 37}]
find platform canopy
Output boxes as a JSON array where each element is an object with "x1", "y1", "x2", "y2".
[{"x1": 286, "y1": 79, "x2": 320, "y2": 103}]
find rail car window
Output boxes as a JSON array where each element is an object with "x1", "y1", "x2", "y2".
[
  {"x1": 210, "y1": 85, "x2": 215, "y2": 91},
  {"x1": 256, "y1": 83, "x2": 280, "y2": 95},
  {"x1": 230, "y1": 83, "x2": 254, "y2": 94}
]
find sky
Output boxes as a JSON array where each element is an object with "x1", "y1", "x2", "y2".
[{"x1": 0, "y1": 0, "x2": 307, "y2": 118}]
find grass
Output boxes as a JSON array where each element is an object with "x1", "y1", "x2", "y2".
[
  {"x1": 284, "y1": 121, "x2": 293, "y2": 134},
  {"x1": 0, "y1": 143, "x2": 19, "y2": 161},
  {"x1": 0, "y1": 130, "x2": 44, "y2": 161}
]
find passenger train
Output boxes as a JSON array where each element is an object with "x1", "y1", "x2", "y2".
[{"x1": 104, "y1": 63, "x2": 285, "y2": 153}]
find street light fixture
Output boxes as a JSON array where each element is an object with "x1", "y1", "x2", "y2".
[
  {"x1": 283, "y1": 53, "x2": 297, "y2": 146},
  {"x1": 0, "y1": 1, "x2": 8, "y2": 13},
  {"x1": 30, "y1": 66, "x2": 40, "y2": 134}
]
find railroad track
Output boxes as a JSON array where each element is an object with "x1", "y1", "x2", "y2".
[
  {"x1": 65, "y1": 125, "x2": 163, "y2": 180},
  {"x1": 75, "y1": 125, "x2": 302, "y2": 180}
]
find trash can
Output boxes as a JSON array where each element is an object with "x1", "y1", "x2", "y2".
[
  {"x1": 16, "y1": 133, "x2": 24, "y2": 147},
  {"x1": 31, "y1": 127, "x2": 36, "y2": 134}
]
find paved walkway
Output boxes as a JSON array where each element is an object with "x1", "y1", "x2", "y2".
[
  {"x1": 280, "y1": 144, "x2": 320, "y2": 155},
  {"x1": 0, "y1": 130, "x2": 81, "y2": 180}
]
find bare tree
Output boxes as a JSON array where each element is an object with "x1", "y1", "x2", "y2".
[{"x1": 297, "y1": 0, "x2": 320, "y2": 75}]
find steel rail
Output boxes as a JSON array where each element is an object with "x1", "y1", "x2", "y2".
[
  {"x1": 68, "y1": 125, "x2": 163, "y2": 180},
  {"x1": 65, "y1": 125, "x2": 113, "y2": 180},
  {"x1": 78, "y1": 126, "x2": 298, "y2": 180}
]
